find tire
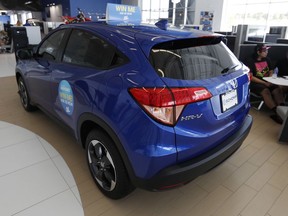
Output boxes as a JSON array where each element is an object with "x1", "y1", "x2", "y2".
[
  {"x1": 17, "y1": 77, "x2": 36, "y2": 111},
  {"x1": 85, "y1": 129, "x2": 135, "y2": 199}
]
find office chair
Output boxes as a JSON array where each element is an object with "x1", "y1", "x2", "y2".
[{"x1": 250, "y1": 91, "x2": 264, "y2": 110}]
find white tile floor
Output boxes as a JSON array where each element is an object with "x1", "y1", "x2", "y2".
[
  {"x1": 0, "y1": 120, "x2": 84, "y2": 216},
  {"x1": 2, "y1": 53, "x2": 288, "y2": 216},
  {"x1": 0, "y1": 53, "x2": 84, "y2": 215}
]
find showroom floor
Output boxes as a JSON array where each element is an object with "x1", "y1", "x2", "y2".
[
  {"x1": 0, "y1": 121, "x2": 84, "y2": 216},
  {"x1": 1, "y1": 53, "x2": 288, "y2": 216}
]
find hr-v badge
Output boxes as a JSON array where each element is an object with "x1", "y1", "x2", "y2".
[{"x1": 226, "y1": 79, "x2": 238, "y2": 89}]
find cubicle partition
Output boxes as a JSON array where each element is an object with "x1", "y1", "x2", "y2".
[{"x1": 238, "y1": 43, "x2": 288, "y2": 67}]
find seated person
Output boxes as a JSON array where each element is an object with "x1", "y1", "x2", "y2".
[
  {"x1": 244, "y1": 44, "x2": 285, "y2": 124},
  {"x1": 23, "y1": 20, "x2": 31, "y2": 26},
  {"x1": 4, "y1": 21, "x2": 13, "y2": 45}
]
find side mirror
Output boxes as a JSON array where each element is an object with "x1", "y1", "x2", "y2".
[{"x1": 16, "y1": 49, "x2": 33, "y2": 60}]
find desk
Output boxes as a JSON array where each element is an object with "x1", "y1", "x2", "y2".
[{"x1": 263, "y1": 77, "x2": 288, "y2": 86}]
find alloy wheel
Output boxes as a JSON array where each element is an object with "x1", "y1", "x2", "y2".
[
  {"x1": 87, "y1": 140, "x2": 116, "y2": 191},
  {"x1": 18, "y1": 79, "x2": 28, "y2": 108}
]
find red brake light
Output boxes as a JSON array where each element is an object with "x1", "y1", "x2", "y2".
[
  {"x1": 129, "y1": 87, "x2": 212, "y2": 126},
  {"x1": 171, "y1": 87, "x2": 212, "y2": 105},
  {"x1": 248, "y1": 72, "x2": 253, "y2": 82},
  {"x1": 129, "y1": 87, "x2": 174, "y2": 107}
]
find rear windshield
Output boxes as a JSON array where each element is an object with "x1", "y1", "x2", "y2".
[{"x1": 149, "y1": 37, "x2": 241, "y2": 80}]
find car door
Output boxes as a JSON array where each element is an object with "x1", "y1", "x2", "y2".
[
  {"x1": 50, "y1": 28, "x2": 116, "y2": 130},
  {"x1": 26, "y1": 29, "x2": 67, "y2": 111}
]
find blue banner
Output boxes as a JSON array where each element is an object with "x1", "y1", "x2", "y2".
[{"x1": 106, "y1": 3, "x2": 141, "y2": 26}]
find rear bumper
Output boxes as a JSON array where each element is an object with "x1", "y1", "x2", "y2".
[{"x1": 134, "y1": 114, "x2": 253, "y2": 191}]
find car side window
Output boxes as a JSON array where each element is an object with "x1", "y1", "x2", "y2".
[
  {"x1": 38, "y1": 29, "x2": 66, "y2": 61},
  {"x1": 63, "y1": 29, "x2": 125, "y2": 69}
]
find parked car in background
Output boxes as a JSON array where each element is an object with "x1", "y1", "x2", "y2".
[{"x1": 15, "y1": 21, "x2": 252, "y2": 199}]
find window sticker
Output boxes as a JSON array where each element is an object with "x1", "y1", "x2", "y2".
[{"x1": 58, "y1": 80, "x2": 74, "y2": 115}]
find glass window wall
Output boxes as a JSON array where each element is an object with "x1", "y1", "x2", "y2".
[
  {"x1": 142, "y1": 0, "x2": 169, "y2": 24},
  {"x1": 224, "y1": 0, "x2": 288, "y2": 31},
  {"x1": 141, "y1": 0, "x2": 194, "y2": 26}
]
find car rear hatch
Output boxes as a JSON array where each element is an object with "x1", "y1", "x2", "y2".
[{"x1": 145, "y1": 36, "x2": 251, "y2": 162}]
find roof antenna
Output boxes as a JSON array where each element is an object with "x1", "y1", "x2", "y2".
[{"x1": 155, "y1": 19, "x2": 168, "y2": 30}]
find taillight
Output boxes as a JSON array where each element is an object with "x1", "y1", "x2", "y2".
[
  {"x1": 248, "y1": 71, "x2": 252, "y2": 83},
  {"x1": 244, "y1": 67, "x2": 252, "y2": 84},
  {"x1": 129, "y1": 87, "x2": 212, "y2": 126}
]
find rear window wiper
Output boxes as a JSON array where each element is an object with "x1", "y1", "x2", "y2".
[{"x1": 221, "y1": 65, "x2": 238, "y2": 74}]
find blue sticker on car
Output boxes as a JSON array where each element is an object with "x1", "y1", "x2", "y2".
[{"x1": 59, "y1": 80, "x2": 74, "y2": 115}]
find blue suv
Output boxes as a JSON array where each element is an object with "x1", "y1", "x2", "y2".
[{"x1": 16, "y1": 21, "x2": 252, "y2": 199}]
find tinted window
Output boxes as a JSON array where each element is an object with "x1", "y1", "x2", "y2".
[
  {"x1": 38, "y1": 29, "x2": 66, "y2": 61},
  {"x1": 63, "y1": 29, "x2": 125, "y2": 69},
  {"x1": 149, "y1": 38, "x2": 241, "y2": 80}
]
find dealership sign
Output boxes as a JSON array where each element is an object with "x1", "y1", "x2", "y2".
[{"x1": 106, "y1": 3, "x2": 141, "y2": 26}]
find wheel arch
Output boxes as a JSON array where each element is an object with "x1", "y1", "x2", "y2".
[{"x1": 77, "y1": 113, "x2": 136, "y2": 181}]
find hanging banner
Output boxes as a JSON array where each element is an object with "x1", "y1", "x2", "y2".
[
  {"x1": 106, "y1": 3, "x2": 141, "y2": 26},
  {"x1": 200, "y1": 11, "x2": 214, "y2": 31}
]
